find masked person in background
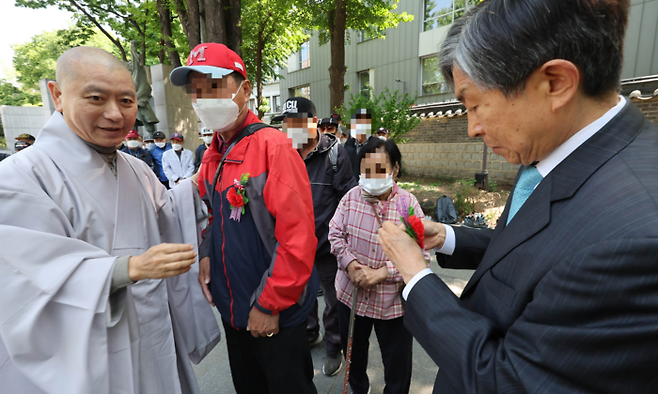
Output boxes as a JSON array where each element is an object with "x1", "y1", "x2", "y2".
[
  {"x1": 350, "y1": 108, "x2": 373, "y2": 155},
  {"x1": 170, "y1": 43, "x2": 319, "y2": 394},
  {"x1": 163, "y1": 132, "x2": 194, "y2": 188},
  {"x1": 195, "y1": 128, "x2": 213, "y2": 173},
  {"x1": 274, "y1": 97, "x2": 357, "y2": 376},
  {"x1": 121, "y1": 129, "x2": 154, "y2": 170},
  {"x1": 329, "y1": 137, "x2": 429, "y2": 394},
  {"x1": 149, "y1": 130, "x2": 172, "y2": 189},
  {"x1": 144, "y1": 135, "x2": 155, "y2": 150}
]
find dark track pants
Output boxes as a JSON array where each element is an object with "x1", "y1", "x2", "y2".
[
  {"x1": 223, "y1": 320, "x2": 317, "y2": 394},
  {"x1": 338, "y1": 301, "x2": 413, "y2": 394}
]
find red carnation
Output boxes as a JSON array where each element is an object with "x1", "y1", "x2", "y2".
[
  {"x1": 227, "y1": 187, "x2": 245, "y2": 208},
  {"x1": 408, "y1": 215, "x2": 425, "y2": 249}
]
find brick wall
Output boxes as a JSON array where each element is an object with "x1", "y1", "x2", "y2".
[
  {"x1": 400, "y1": 97, "x2": 658, "y2": 185},
  {"x1": 631, "y1": 96, "x2": 658, "y2": 125}
]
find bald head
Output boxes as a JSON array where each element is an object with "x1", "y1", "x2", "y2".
[
  {"x1": 56, "y1": 46, "x2": 130, "y2": 90},
  {"x1": 48, "y1": 46, "x2": 138, "y2": 148}
]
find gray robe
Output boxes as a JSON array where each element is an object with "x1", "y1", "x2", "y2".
[{"x1": 0, "y1": 112, "x2": 220, "y2": 394}]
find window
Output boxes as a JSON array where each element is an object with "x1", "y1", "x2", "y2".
[
  {"x1": 272, "y1": 95, "x2": 281, "y2": 113},
  {"x1": 299, "y1": 41, "x2": 310, "y2": 69},
  {"x1": 421, "y1": 56, "x2": 450, "y2": 95},
  {"x1": 291, "y1": 85, "x2": 311, "y2": 100},
  {"x1": 358, "y1": 70, "x2": 372, "y2": 98},
  {"x1": 423, "y1": 0, "x2": 481, "y2": 31},
  {"x1": 249, "y1": 98, "x2": 257, "y2": 111}
]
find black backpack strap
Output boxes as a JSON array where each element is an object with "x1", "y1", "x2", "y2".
[{"x1": 209, "y1": 122, "x2": 270, "y2": 206}]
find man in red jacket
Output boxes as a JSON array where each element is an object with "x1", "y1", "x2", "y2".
[{"x1": 170, "y1": 43, "x2": 319, "y2": 394}]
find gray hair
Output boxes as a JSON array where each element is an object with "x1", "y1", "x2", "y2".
[{"x1": 440, "y1": 0, "x2": 630, "y2": 98}]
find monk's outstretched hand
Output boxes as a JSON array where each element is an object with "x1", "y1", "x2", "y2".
[{"x1": 128, "y1": 243, "x2": 197, "y2": 281}]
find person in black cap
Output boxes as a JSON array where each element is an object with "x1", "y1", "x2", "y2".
[
  {"x1": 273, "y1": 97, "x2": 357, "y2": 376},
  {"x1": 148, "y1": 130, "x2": 171, "y2": 188},
  {"x1": 318, "y1": 117, "x2": 339, "y2": 137}
]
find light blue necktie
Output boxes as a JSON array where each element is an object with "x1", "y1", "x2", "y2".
[{"x1": 507, "y1": 166, "x2": 543, "y2": 224}]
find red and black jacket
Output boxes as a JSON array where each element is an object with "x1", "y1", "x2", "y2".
[{"x1": 198, "y1": 110, "x2": 318, "y2": 329}]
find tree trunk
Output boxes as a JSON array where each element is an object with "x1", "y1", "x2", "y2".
[
  {"x1": 256, "y1": 32, "x2": 264, "y2": 119},
  {"x1": 173, "y1": 0, "x2": 201, "y2": 50},
  {"x1": 224, "y1": 0, "x2": 242, "y2": 57},
  {"x1": 329, "y1": 0, "x2": 347, "y2": 113},
  {"x1": 159, "y1": 39, "x2": 166, "y2": 64},
  {"x1": 203, "y1": 0, "x2": 226, "y2": 44},
  {"x1": 157, "y1": 0, "x2": 182, "y2": 67}
]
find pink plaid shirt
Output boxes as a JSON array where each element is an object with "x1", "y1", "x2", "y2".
[{"x1": 329, "y1": 184, "x2": 431, "y2": 320}]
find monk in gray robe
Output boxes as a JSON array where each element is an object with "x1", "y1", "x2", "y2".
[{"x1": 0, "y1": 47, "x2": 219, "y2": 394}]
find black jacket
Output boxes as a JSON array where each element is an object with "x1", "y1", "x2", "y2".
[
  {"x1": 194, "y1": 143, "x2": 207, "y2": 173},
  {"x1": 302, "y1": 133, "x2": 357, "y2": 263},
  {"x1": 120, "y1": 146, "x2": 153, "y2": 170},
  {"x1": 343, "y1": 135, "x2": 360, "y2": 180}
]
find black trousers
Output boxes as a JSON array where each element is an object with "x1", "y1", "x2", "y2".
[
  {"x1": 306, "y1": 256, "x2": 342, "y2": 358},
  {"x1": 222, "y1": 320, "x2": 317, "y2": 394},
  {"x1": 338, "y1": 301, "x2": 413, "y2": 394}
]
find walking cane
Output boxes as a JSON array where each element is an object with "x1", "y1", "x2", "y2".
[{"x1": 343, "y1": 286, "x2": 358, "y2": 394}]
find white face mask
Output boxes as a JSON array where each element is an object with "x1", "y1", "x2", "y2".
[
  {"x1": 340, "y1": 138, "x2": 347, "y2": 145},
  {"x1": 192, "y1": 81, "x2": 245, "y2": 133},
  {"x1": 285, "y1": 127, "x2": 312, "y2": 149},
  {"x1": 155, "y1": 142, "x2": 166, "y2": 149},
  {"x1": 359, "y1": 173, "x2": 394, "y2": 196},
  {"x1": 172, "y1": 143, "x2": 183, "y2": 151},
  {"x1": 127, "y1": 140, "x2": 142, "y2": 149},
  {"x1": 378, "y1": 136, "x2": 387, "y2": 141},
  {"x1": 145, "y1": 142, "x2": 154, "y2": 150},
  {"x1": 202, "y1": 135, "x2": 213, "y2": 144},
  {"x1": 352, "y1": 123, "x2": 372, "y2": 137}
]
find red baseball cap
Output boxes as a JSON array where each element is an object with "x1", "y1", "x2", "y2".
[
  {"x1": 169, "y1": 43, "x2": 247, "y2": 86},
  {"x1": 126, "y1": 129, "x2": 139, "y2": 139}
]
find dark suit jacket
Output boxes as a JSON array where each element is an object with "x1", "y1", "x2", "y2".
[
  {"x1": 343, "y1": 135, "x2": 360, "y2": 179},
  {"x1": 405, "y1": 101, "x2": 658, "y2": 393}
]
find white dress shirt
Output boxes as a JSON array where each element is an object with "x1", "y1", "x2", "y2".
[{"x1": 403, "y1": 96, "x2": 627, "y2": 300}]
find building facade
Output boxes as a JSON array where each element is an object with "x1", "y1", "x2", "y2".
[{"x1": 278, "y1": 0, "x2": 658, "y2": 183}]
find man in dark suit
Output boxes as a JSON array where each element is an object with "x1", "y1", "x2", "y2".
[{"x1": 378, "y1": 1, "x2": 658, "y2": 393}]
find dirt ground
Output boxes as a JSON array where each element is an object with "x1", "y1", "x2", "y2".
[{"x1": 397, "y1": 175, "x2": 512, "y2": 227}]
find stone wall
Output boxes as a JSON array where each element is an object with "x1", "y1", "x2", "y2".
[
  {"x1": 399, "y1": 142, "x2": 519, "y2": 184},
  {"x1": 401, "y1": 97, "x2": 658, "y2": 185}
]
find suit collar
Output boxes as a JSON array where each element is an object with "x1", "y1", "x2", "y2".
[{"x1": 462, "y1": 100, "x2": 646, "y2": 295}]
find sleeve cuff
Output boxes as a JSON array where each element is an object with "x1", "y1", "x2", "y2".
[
  {"x1": 111, "y1": 256, "x2": 135, "y2": 294},
  {"x1": 402, "y1": 268, "x2": 433, "y2": 300},
  {"x1": 434, "y1": 224, "x2": 456, "y2": 255},
  {"x1": 338, "y1": 250, "x2": 358, "y2": 270}
]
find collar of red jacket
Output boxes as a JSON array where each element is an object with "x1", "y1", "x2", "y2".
[{"x1": 202, "y1": 109, "x2": 260, "y2": 164}]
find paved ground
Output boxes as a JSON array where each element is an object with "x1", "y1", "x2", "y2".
[{"x1": 193, "y1": 261, "x2": 474, "y2": 394}]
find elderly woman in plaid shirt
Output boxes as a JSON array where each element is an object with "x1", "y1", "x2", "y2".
[{"x1": 329, "y1": 137, "x2": 431, "y2": 394}]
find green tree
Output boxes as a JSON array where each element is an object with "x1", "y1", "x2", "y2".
[
  {"x1": 12, "y1": 26, "x2": 116, "y2": 98},
  {"x1": 344, "y1": 87, "x2": 420, "y2": 143},
  {"x1": 241, "y1": 0, "x2": 309, "y2": 119},
  {"x1": 0, "y1": 79, "x2": 41, "y2": 106},
  {"x1": 306, "y1": 0, "x2": 413, "y2": 113}
]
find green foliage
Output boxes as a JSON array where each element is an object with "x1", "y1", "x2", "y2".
[
  {"x1": 0, "y1": 78, "x2": 42, "y2": 106},
  {"x1": 450, "y1": 179, "x2": 478, "y2": 218},
  {"x1": 241, "y1": 0, "x2": 310, "y2": 85},
  {"x1": 344, "y1": 88, "x2": 421, "y2": 143},
  {"x1": 15, "y1": 0, "x2": 186, "y2": 65},
  {"x1": 11, "y1": 26, "x2": 118, "y2": 101},
  {"x1": 307, "y1": 0, "x2": 414, "y2": 45}
]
